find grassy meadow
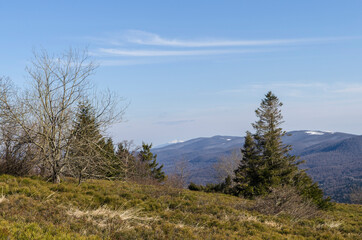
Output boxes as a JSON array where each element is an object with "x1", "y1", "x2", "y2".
[{"x1": 0, "y1": 175, "x2": 360, "y2": 239}]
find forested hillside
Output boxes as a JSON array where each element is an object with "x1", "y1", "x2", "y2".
[{"x1": 153, "y1": 131, "x2": 362, "y2": 203}]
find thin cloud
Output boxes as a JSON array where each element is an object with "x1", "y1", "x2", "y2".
[
  {"x1": 124, "y1": 30, "x2": 358, "y2": 48},
  {"x1": 97, "y1": 48, "x2": 267, "y2": 57},
  {"x1": 250, "y1": 82, "x2": 327, "y2": 89},
  {"x1": 219, "y1": 82, "x2": 362, "y2": 96},
  {"x1": 333, "y1": 86, "x2": 362, "y2": 93},
  {"x1": 99, "y1": 59, "x2": 158, "y2": 66},
  {"x1": 218, "y1": 82, "x2": 326, "y2": 95},
  {"x1": 85, "y1": 31, "x2": 361, "y2": 66}
]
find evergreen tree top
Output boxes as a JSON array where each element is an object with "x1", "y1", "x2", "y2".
[
  {"x1": 72, "y1": 100, "x2": 102, "y2": 141},
  {"x1": 253, "y1": 91, "x2": 285, "y2": 136}
]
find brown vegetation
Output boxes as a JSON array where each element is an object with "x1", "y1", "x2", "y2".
[{"x1": 251, "y1": 186, "x2": 321, "y2": 220}]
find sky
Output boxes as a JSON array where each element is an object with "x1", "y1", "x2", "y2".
[{"x1": 1, "y1": 0, "x2": 362, "y2": 146}]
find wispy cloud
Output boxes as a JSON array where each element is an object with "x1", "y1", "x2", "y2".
[
  {"x1": 98, "y1": 59, "x2": 158, "y2": 66},
  {"x1": 96, "y1": 48, "x2": 269, "y2": 57},
  {"x1": 85, "y1": 30, "x2": 360, "y2": 65},
  {"x1": 123, "y1": 30, "x2": 357, "y2": 48},
  {"x1": 333, "y1": 86, "x2": 362, "y2": 93},
  {"x1": 218, "y1": 82, "x2": 362, "y2": 97},
  {"x1": 250, "y1": 82, "x2": 327, "y2": 89}
]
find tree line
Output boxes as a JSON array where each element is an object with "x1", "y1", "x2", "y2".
[{"x1": 0, "y1": 49, "x2": 165, "y2": 184}]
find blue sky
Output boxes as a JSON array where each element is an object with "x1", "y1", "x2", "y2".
[{"x1": 1, "y1": 1, "x2": 362, "y2": 146}]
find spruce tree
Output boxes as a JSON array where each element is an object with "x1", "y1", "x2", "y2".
[
  {"x1": 68, "y1": 101, "x2": 105, "y2": 184},
  {"x1": 252, "y1": 91, "x2": 299, "y2": 189},
  {"x1": 139, "y1": 143, "x2": 166, "y2": 182},
  {"x1": 109, "y1": 141, "x2": 138, "y2": 180},
  {"x1": 234, "y1": 91, "x2": 330, "y2": 208},
  {"x1": 99, "y1": 137, "x2": 120, "y2": 179},
  {"x1": 102, "y1": 138, "x2": 116, "y2": 159},
  {"x1": 234, "y1": 131, "x2": 266, "y2": 197},
  {"x1": 116, "y1": 142, "x2": 134, "y2": 180}
]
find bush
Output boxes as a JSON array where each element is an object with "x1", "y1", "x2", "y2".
[
  {"x1": 250, "y1": 186, "x2": 320, "y2": 220},
  {"x1": 349, "y1": 187, "x2": 362, "y2": 204},
  {"x1": 188, "y1": 182, "x2": 204, "y2": 191},
  {"x1": 188, "y1": 176, "x2": 233, "y2": 194}
]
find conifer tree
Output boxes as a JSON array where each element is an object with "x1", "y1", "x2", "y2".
[
  {"x1": 234, "y1": 131, "x2": 266, "y2": 197},
  {"x1": 115, "y1": 142, "x2": 134, "y2": 180},
  {"x1": 68, "y1": 101, "x2": 106, "y2": 184},
  {"x1": 108, "y1": 141, "x2": 138, "y2": 180},
  {"x1": 102, "y1": 138, "x2": 116, "y2": 159},
  {"x1": 234, "y1": 91, "x2": 330, "y2": 208},
  {"x1": 98, "y1": 137, "x2": 121, "y2": 179},
  {"x1": 252, "y1": 91, "x2": 299, "y2": 188},
  {"x1": 139, "y1": 143, "x2": 166, "y2": 182}
]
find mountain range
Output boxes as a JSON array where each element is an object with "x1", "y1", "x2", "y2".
[{"x1": 153, "y1": 130, "x2": 362, "y2": 203}]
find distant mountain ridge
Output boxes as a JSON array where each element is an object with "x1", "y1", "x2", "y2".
[{"x1": 153, "y1": 130, "x2": 362, "y2": 203}]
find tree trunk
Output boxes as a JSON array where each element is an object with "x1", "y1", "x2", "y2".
[
  {"x1": 78, "y1": 172, "x2": 82, "y2": 186},
  {"x1": 52, "y1": 166, "x2": 61, "y2": 183}
]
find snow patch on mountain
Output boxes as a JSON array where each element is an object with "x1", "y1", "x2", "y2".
[
  {"x1": 169, "y1": 139, "x2": 185, "y2": 144},
  {"x1": 154, "y1": 139, "x2": 185, "y2": 149},
  {"x1": 305, "y1": 130, "x2": 334, "y2": 135},
  {"x1": 306, "y1": 131, "x2": 325, "y2": 135},
  {"x1": 324, "y1": 130, "x2": 335, "y2": 134}
]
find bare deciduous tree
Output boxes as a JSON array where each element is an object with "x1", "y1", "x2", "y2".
[
  {"x1": 0, "y1": 49, "x2": 124, "y2": 183},
  {"x1": 0, "y1": 113, "x2": 38, "y2": 176},
  {"x1": 167, "y1": 158, "x2": 190, "y2": 188},
  {"x1": 115, "y1": 140, "x2": 140, "y2": 181},
  {"x1": 213, "y1": 150, "x2": 241, "y2": 182}
]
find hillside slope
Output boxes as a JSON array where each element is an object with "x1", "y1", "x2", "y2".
[
  {"x1": 300, "y1": 135, "x2": 362, "y2": 203},
  {"x1": 153, "y1": 131, "x2": 355, "y2": 184},
  {"x1": 0, "y1": 175, "x2": 361, "y2": 239},
  {"x1": 153, "y1": 131, "x2": 361, "y2": 202}
]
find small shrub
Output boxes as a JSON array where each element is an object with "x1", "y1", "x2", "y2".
[
  {"x1": 188, "y1": 182, "x2": 203, "y2": 191},
  {"x1": 251, "y1": 186, "x2": 320, "y2": 220},
  {"x1": 349, "y1": 187, "x2": 362, "y2": 204},
  {"x1": 165, "y1": 174, "x2": 186, "y2": 189},
  {"x1": 188, "y1": 176, "x2": 233, "y2": 194}
]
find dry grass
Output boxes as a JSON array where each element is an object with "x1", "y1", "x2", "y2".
[
  {"x1": 233, "y1": 213, "x2": 284, "y2": 229},
  {"x1": 0, "y1": 195, "x2": 6, "y2": 204},
  {"x1": 264, "y1": 220, "x2": 282, "y2": 229},
  {"x1": 67, "y1": 205, "x2": 155, "y2": 229},
  {"x1": 237, "y1": 213, "x2": 259, "y2": 222},
  {"x1": 0, "y1": 187, "x2": 7, "y2": 204},
  {"x1": 317, "y1": 221, "x2": 343, "y2": 229}
]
